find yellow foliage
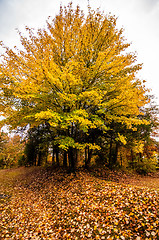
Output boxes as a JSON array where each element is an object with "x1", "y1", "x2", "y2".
[
  {"x1": 133, "y1": 141, "x2": 144, "y2": 154},
  {"x1": 0, "y1": 3, "x2": 151, "y2": 151},
  {"x1": 116, "y1": 133, "x2": 127, "y2": 145}
]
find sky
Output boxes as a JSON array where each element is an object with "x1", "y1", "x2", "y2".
[{"x1": 0, "y1": 0, "x2": 159, "y2": 107}]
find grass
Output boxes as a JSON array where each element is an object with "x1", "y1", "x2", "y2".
[{"x1": 0, "y1": 166, "x2": 159, "y2": 239}]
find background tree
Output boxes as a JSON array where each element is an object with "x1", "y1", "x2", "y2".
[
  {"x1": 24, "y1": 125, "x2": 50, "y2": 166},
  {"x1": 0, "y1": 133, "x2": 25, "y2": 168},
  {"x1": 0, "y1": 132, "x2": 8, "y2": 168}
]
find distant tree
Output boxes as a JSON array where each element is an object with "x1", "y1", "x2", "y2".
[
  {"x1": 113, "y1": 102, "x2": 159, "y2": 171},
  {"x1": 0, "y1": 133, "x2": 25, "y2": 168},
  {"x1": 0, "y1": 132, "x2": 8, "y2": 168}
]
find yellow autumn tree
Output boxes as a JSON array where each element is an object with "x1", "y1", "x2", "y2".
[{"x1": 0, "y1": 3, "x2": 149, "y2": 170}]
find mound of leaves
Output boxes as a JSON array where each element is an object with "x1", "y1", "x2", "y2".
[{"x1": 0, "y1": 167, "x2": 158, "y2": 239}]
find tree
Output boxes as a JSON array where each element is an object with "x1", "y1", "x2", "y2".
[
  {"x1": 111, "y1": 101, "x2": 159, "y2": 171},
  {"x1": 0, "y1": 3, "x2": 149, "y2": 171},
  {"x1": 24, "y1": 124, "x2": 50, "y2": 166},
  {"x1": 0, "y1": 132, "x2": 8, "y2": 168},
  {"x1": 0, "y1": 133, "x2": 25, "y2": 168}
]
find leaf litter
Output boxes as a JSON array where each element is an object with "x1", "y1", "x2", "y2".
[{"x1": 0, "y1": 167, "x2": 158, "y2": 239}]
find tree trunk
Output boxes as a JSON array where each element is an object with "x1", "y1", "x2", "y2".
[
  {"x1": 37, "y1": 151, "x2": 42, "y2": 166},
  {"x1": 131, "y1": 149, "x2": 134, "y2": 169},
  {"x1": 63, "y1": 150, "x2": 67, "y2": 167},
  {"x1": 120, "y1": 151, "x2": 122, "y2": 167},
  {"x1": 75, "y1": 149, "x2": 78, "y2": 167},
  {"x1": 45, "y1": 146, "x2": 48, "y2": 164},
  {"x1": 68, "y1": 147, "x2": 75, "y2": 173},
  {"x1": 88, "y1": 147, "x2": 93, "y2": 166},
  {"x1": 34, "y1": 151, "x2": 37, "y2": 166},
  {"x1": 85, "y1": 146, "x2": 92, "y2": 169},
  {"x1": 52, "y1": 148, "x2": 55, "y2": 165},
  {"x1": 55, "y1": 147, "x2": 59, "y2": 166},
  {"x1": 112, "y1": 142, "x2": 118, "y2": 166},
  {"x1": 109, "y1": 136, "x2": 113, "y2": 168},
  {"x1": 85, "y1": 147, "x2": 88, "y2": 168}
]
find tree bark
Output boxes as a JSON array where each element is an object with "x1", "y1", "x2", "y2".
[
  {"x1": 120, "y1": 151, "x2": 122, "y2": 167},
  {"x1": 52, "y1": 148, "x2": 55, "y2": 165},
  {"x1": 88, "y1": 147, "x2": 93, "y2": 166},
  {"x1": 34, "y1": 151, "x2": 37, "y2": 166},
  {"x1": 112, "y1": 142, "x2": 118, "y2": 165},
  {"x1": 63, "y1": 150, "x2": 67, "y2": 167},
  {"x1": 85, "y1": 146, "x2": 92, "y2": 169},
  {"x1": 68, "y1": 147, "x2": 75, "y2": 173},
  {"x1": 45, "y1": 146, "x2": 48, "y2": 164},
  {"x1": 85, "y1": 147, "x2": 88, "y2": 168},
  {"x1": 55, "y1": 147, "x2": 59, "y2": 166},
  {"x1": 109, "y1": 136, "x2": 113, "y2": 168},
  {"x1": 37, "y1": 151, "x2": 42, "y2": 166},
  {"x1": 131, "y1": 149, "x2": 134, "y2": 169}
]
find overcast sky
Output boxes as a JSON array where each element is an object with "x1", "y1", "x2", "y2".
[{"x1": 0, "y1": 0, "x2": 159, "y2": 106}]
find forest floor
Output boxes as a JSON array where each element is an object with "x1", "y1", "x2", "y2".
[{"x1": 0, "y1": 166, "x2": 158, "y2": 239}]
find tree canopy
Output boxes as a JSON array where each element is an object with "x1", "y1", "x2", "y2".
[{"x1": 0, "y1": 3, "x2": 157, "y2": 170}]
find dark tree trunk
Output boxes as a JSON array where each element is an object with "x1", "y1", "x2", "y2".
[
  {"x1": 131, "y1": 149, "x2": 134, "y2": 169},
  {"x1": 85, "y1": 146, "x2": 92, "y2": 169},
  {"x1": 55, "y1": 147, "x2": 59, "y2": 166},
  {"x1": 88, "y1": 147, "x2": 93, "y2": 166},
  {"x1": 68, "y1": 147, "x2": 76, "y2": 173},
  {"x1": 75, "y1": 149, "x2": 78, "y2": 167},
  {"x1": 52, "y1": 148, "x2": 55, "y2": 165},
  {"x1": 85, "y1": 147, "x2": 88, "y2": 167},
  {"x1": 63, "y1": 150, "x2": 67, "y2": 167},
  {"x1": 112, "y1": 142, "x2": 118, "y2": 165},
  {"x1": 120, "y1": 151, "x2": 122, "y2": 167},
  {"x1": 34, "y1": 151, "x2": 37, "y2": 166},
  {"x1": 37, "y1": 151, "x2": 42, "y2": 166},
  {"x1": 109, "y1": 136, "x2": 113, "y2": 168},
  {"x1": 45, "y1": 147, "x2": 48, "y2": 164}
]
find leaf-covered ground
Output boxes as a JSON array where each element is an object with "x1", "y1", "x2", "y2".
[{"x1": 0, "y1": 167, "x2": 158, "y2": 239}]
